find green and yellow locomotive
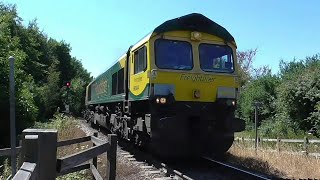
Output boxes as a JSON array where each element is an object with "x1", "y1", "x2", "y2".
[{"x1": 84, "y1": 13, "x2": 245, "y2": 158}]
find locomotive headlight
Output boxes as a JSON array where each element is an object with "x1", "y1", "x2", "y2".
[
  {"x1": 191, "y1": 31, "x2": 202, "y2": 41},
  {"x1": 226, "y1": 99, "x2": 236, "y2": 106},
  {"x1": 226, "y1": 99, "x2": 232, "y2": 106},
  {"x1": 160, "y1": 97, "x2": 166, "y2": 104},
  {"x1": 194, "y1": 32, "x2": 200, "y2": 39},
  {"x1": 155, "y1": 97, "x2": 167, "y2": 104},
  {"x1": 193, "y1": 89, "x2": 200, "y2": 98}
]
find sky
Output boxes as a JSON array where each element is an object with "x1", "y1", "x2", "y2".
[{"x1": 4, "y1": 0, "x2": 320, "y2": 77}]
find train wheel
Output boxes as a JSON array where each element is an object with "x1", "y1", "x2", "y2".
[
  {"x1": 90, "y1": 119, "x2": 97, "y2": 128},
  {"x1": 131, "y1": 131, "x2": 149, "y2": 151},
  {"x1": 134, "y1": 133, "x2": 140, "y2": 146},
  {"x1": 90, "y1": 121, "x2": 94, "y2": 128}
]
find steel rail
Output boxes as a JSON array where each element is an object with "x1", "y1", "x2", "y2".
[
  {"x1": 159, "y1": 162, "x2": 194, "y2": 180},
  {"x1": 202, "y1": 156, "x2": 272, "y2": 180}
]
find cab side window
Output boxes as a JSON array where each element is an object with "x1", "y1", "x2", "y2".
[
  {"x1": 117, "y1": 68, "x2": 124, "y2": 94},
  {"x1": 87, "y1": 86, "x2": 91, "y2": 101},
  {"x1": 112, "y1": 68, "x2": 124, "y2": 95},
  {"x1": 134, "y1": 46, "x2": 147, "y2": 74},
  {"x1": 112, "y1": 72, "x2": 117, "y2": 95}
]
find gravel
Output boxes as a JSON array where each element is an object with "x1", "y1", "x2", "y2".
[{"x1": 76, "y1": 119, "x2": 169, "y2": 180}]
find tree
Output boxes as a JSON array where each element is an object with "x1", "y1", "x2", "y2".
[
  {"x1": 276, "y1": 55, "x2": 320, "y2": 133},
  {"x1": 0, "y1": 2, "x2": 92, "y2": 147},
  {"x1": 39, "y1": 60, "x2": 61, "y2": 119},
  {"x1": 237, "y1": 74, "x2": 279, "y2": 129},
  {"x1": 236, "y1": 48, "x2": 258, "y2": 86}
]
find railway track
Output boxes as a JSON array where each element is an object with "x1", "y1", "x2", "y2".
[
  {"x1": 202, "y1": 156, "x2": 274, "y2": 180},
  {"x1": 117, "y1": 140, "x2": 194, "y2": 180},
  {"x1": 78, "y1": 119, "x2": 276, "y2": 180}
]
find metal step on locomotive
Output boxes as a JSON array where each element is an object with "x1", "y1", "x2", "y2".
[{"x1": 83, "y1": 13, "x2": 245, "y2": 159}]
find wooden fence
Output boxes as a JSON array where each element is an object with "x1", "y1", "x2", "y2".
[
  {"x1": 235, "y1": 137, "x2": 320, "y2": 157},
  {"x1": 0, "y1": 129, "x2": 117, "y2": 180},
  {"x1": 0, "y1": 146, "x2": 21, "y2": 157}
]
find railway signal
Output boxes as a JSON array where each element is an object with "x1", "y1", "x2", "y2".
[
  {"x1": 64, "y1": 81, "x2": 71, "y2": 109},
  {"x1": 66, "y1": 81, "x2": 71, "y2": 88}
]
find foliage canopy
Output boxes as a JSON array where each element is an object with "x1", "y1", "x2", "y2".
[{"x1": 0, "y1": 2, "x2": 92, "y2": 147}]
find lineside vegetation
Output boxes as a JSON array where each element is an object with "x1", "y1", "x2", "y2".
[
  {"x1": 236, "y1": 48, "x2": 320, "y2": 139},
  {"x1": 0, "y1": 2, "x2": 92, "y2": 149}
]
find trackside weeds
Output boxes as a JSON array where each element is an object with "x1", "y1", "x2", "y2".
[{"x1": 227, "y1": 142, "x2": 320, "y2": 179}]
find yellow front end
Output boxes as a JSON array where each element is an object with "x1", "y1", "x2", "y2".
[
  {"x1": 148, "y1": 31, "x2": 240, "y2": 103},
  {"x1": 145, "y1": 30, "x2": 244, "y2": 158}
]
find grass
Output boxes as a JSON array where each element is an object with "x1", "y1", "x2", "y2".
[
  {"x1": 94, "y1": 152, "x2": 142, "y2": 180},
  {"x1": 235, "y1": 130, "x2": 319, "y2": 139},
  {"x1": 0, "y1": 159, "x2": 12, "y2": 179},
  {"x1": 234, "y1": 137, "x2": 320, "y2": 154},
  {"x1": 227, "y1": 141, "x2": 320, "y2": 179}
]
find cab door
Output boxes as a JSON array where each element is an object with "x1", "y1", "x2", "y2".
[{"x1": 129, "y1": 44, "x2": 149, "y2": 100}]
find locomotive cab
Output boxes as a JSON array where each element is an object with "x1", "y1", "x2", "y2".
[{"x1": 145, "y1": 30, "x2": 244, "y2": 158}]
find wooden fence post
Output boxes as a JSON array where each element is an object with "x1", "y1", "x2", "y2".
[
  {"x1": 277, "y1": 137, "x2": 281, "y2": 153},
  {"x1": 19, "y1": 132, "x2": 37, "y2": 167},
  {"x1": 21, "y1": 129, "x2": 57, "y2": 180},
  {"x1": 93, "y1": 132, "x2": 98, "y2": 168},
  {"x1": 23, "y1": 135, "x2": 39, "y2": 163},
  {"x1": 13, "y1": 135, "x2": 39, "y2": 180},
  {"x1": 107, "y1": 134, "x2": 117, "y2": 180},
  {"x1": 304, "y1": 136, "x2": 309, "y2": 155}
]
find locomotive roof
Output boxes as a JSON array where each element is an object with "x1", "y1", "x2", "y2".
[
  {"x1": 152, "y1": 13, "x2": 235, "y2": 43},
  {"x1": 89, "y1": 13, "x2": 235, "y2": 83}
]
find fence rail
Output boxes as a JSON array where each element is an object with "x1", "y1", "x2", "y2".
[
  {"x1": 12, "y1": 162, "x2": 37, "y2": 180},
  {"x1": 235, "y1": 137, "x2": 320, "y2": 158},
  {"x1": 0, "y1": 146, "x2": 21, "y2": 157},
  {"x1": 0, "y1": 129, "x2": 117, "y2": 180},
  {"x1": 57, "y1": 136, "x2": 91, "y2": 147}
]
